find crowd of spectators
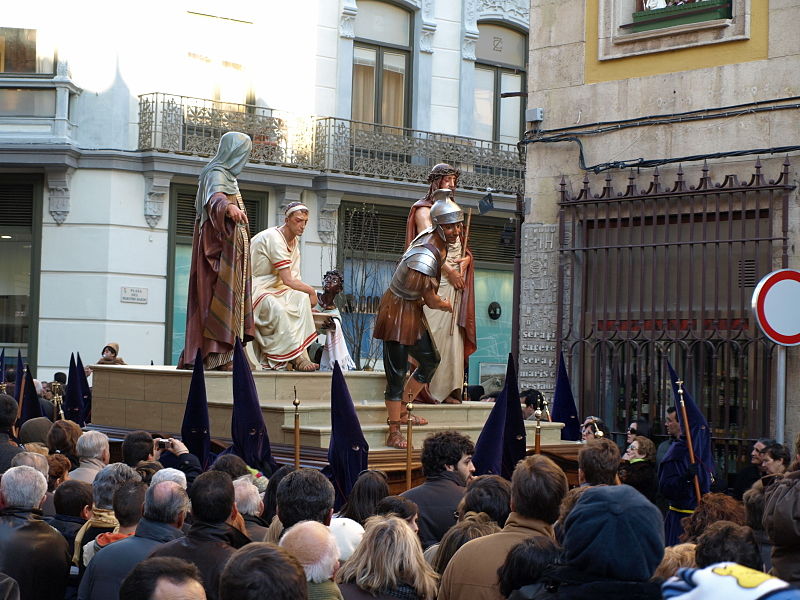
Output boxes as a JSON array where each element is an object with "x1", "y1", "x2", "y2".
[{"x1": 1, "y1": 387, "x2": 800, "y2": 600}]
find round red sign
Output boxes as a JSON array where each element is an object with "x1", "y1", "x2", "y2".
[{"x1": 752, "y1": 269, "x2": 800, "y2": 346}]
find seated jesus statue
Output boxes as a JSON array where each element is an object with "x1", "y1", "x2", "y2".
[{"x1": 249, "y1": 202, "x2": 319, "y2": 371}]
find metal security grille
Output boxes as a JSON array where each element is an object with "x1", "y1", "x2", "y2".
[
  {"x1": 556, "y1": 159, "x2": 795, "y2": 476},
  {"x1": 339, "y1": 202, "x2": 516, "y2": 265}
]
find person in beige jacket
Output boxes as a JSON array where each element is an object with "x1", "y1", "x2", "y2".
[
  {"x1": 438, "y1": 455, "x2": 568, "y2": 600},
  {"x1": 68, "y1": 431, "x2": 109, "y2": 484}
]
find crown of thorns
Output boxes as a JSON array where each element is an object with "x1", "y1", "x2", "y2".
[{"x1": 427, "y1": 164, "x2": 460, "y2": 184}]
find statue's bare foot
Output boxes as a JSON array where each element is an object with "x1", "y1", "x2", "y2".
[{"x1": 290, "y1": 355, "x2": 319, "y2": 371}]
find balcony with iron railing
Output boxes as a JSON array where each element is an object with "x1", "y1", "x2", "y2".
[{"x1": 138, "y1": 93, "x2": 525, "y2": 193}]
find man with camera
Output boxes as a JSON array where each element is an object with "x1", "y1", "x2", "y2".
[{"x1": 121, "y1": 431, "x2": 202, "y2": 486}]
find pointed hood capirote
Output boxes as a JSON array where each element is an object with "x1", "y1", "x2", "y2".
[
  {"x1": 75, "y1": 353, "x2": 92, "y2": 424},
  {"x1": 553, "y1": 351, "x2": 581, "y2": 441},
  {"x1": 665, "y1": 361, "x2": 715, "y2": 487},
  {"x1": 195, "y1": 132, "x2": 252, "y2": 227},
  {"x1": 181, "y1": 348, "x2": 211, "y2": 470},
  {"x1": 17, "y1": 366, "x2": 43, "y2": 428},
  {"x1": 472, "y1": 353, "x2": 526, "y2": 479},
  {"x1": 219, "y1": 337, "x2": 277, "y2": 475},
  {"x1": 64, "y1": 353, "x2": 85, "y2": 426},
  {"x1": 324, "y1": 361, "x2": 369, "y2": 510}
]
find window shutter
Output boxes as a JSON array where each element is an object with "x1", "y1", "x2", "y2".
[
  {"x1": 176, "y1": 190, "x2": 261, "y2": 239},
  {"x1": 0, "y1": 184, "x2": 34, "y2": 228}
]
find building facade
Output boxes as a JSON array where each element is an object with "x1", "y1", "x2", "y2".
[
  {"x1": 1, "y1": 0, "x2": 527, "y2": 388},
  {"x1": 521, "y1": 0, "x2": 800, "y2": 476}
]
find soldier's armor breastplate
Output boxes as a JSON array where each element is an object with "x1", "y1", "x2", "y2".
[{"x1": 388, "y1": 239, "x2": 441, "y2": 300}]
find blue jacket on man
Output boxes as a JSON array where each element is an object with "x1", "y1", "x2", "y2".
[{"x1": 77, "y1": 517, "x2": 184, "y2": 600}]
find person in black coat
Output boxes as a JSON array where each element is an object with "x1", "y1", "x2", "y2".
[
  {"x1": 732, "y1": 438, "x2": 775, "y2": 500},
  {"x1": 46, "y1": 480, "x2": 93, "y2": 555},
  {"x1": 0, "y1": 466, "x2": 70, "y2": 600},
  {"x1": 149, "y1": 471, "x2": 250, "y2": 600},
  {"x1": 401, "y1": 431, "x2": 475, "y2": 549},
  {"x1": 619, "y1": 436, "x2": 659, "y2": 504}
]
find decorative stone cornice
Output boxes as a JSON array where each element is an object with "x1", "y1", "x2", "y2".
[
  {"x1": 44, "y1": 166, "x2": 74, "y2": 225},
  {"x1": 144, "y1": 171, "x2": 173, "y2": 228},
  {"x1": 420, "y1": 0, "x2": 437, "y2": 53},
  {"x1": 316, "y1": 190, "x2": 343, "y2": 245},
  {"x1": 463, "y1": 0, "x2": 480, "y2": 61},
  {"x1": 275, "y1": 186, "x2": 304, "y2": 223},
  {"x1": 477, "y1": 0, "x2": 529, "y2": 29},
  {"x1": 340, "y1": 0, "x2": 358, "y2": 39}
]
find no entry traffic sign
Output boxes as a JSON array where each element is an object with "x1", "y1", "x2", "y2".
[{"x1": 752, "y1": 269, "x2": 800, "y2": 346}]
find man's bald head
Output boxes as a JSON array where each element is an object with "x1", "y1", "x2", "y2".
[
  {"x1": 279, "y1": 520, "x2": 339, "y2": 583},
  {"x1": 151, "y1": 576, "x2": 206, "y2": 600},
  {"x1": 144, "y1": 480, "x2": 190, "y2": 527}
]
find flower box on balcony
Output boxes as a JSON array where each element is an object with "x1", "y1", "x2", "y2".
[{"x1": 631, "y1": 0, "x2": 732, "y2": 33}]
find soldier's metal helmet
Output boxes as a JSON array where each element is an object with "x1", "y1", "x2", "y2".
[
  {"x1": 430, "y1": 190, "x2": 464, "y2": 227},
  {"x1": 427, "y1": 163, "x2": 460, "y2": 184}
]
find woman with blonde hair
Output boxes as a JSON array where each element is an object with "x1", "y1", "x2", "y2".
[
  {"x1": 336, "y1": 515, "x2": 438, "y2": 600},
  {"x1": 651, "y1": 543, "x2": 696, "y2": 582}
]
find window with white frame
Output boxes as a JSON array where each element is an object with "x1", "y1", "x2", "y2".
[
  {"x1": 352, "y1": 0, "x2": 412, "y2": 128},
  {"x1": 473, "y1": 24, "x2": 527, "y2": 144}
]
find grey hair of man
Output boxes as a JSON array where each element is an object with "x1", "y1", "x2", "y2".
[
  {"x1": 150, "y1": 467, "x2": 188, "y2": 490},
  {"x1": 143, "y1": 481, "x2": 190, "y2": 525},
  {"x1": 279, "y1": 520, "x2": 340, "y2": 583},
  {"x1": 1, "y1": 465, "x2": 47, "y2": 509},
  {"x1": 233, "y1": 477, "x2": 262, "y2": 517},
  {"x1": 93, "y1": 463, "x2": 142, "y2": 509},
  {"x1": 76, "y1": 430, "x2": 109, "y2": 461},
  {"x1": 11, "y1": 451, "x2": 49, "y2": 479}
]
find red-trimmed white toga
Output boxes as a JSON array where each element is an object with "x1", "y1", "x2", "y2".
[{"x1": 249, "y1": 227, "x2": 317, "y2": 368}]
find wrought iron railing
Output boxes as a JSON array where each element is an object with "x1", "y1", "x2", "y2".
[
  {"x1": 137, "y1": 93, "x2": 315, "y2": 168},
  {"x1": 138, "y1": 93, "x2": 524, "y2": 192},
  {"x1": 313, "y1": 117, "x2": 524, "y2": 193}
]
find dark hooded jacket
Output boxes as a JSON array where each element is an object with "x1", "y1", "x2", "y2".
[
  {"x1": 763, "y1": 469, "x2": 800, "y2": 585},
  {"x1": 0, "y1": 507, "x2": 70, "y2": 600},
  {"x1": 533, "y1": 486, "x2": 663, "y2": 600}
]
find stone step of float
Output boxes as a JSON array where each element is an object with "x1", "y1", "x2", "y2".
[
  {"x1": 279, "y1": 420, "x2": 565, "y2": 451},
  {"x1": 262, "y1": 401, "x2": 514, "y2": 427}
]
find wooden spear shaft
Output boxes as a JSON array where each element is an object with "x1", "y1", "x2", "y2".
[
  {"x1": 450, "y1": 209, "x2": 472, "y2": 335},
  {"x1": 13, "y1": 367, "x2": 26, "y2": 439},
  {"x1": 676, "y1": 380, "x2": 702, "y2": 504}
]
